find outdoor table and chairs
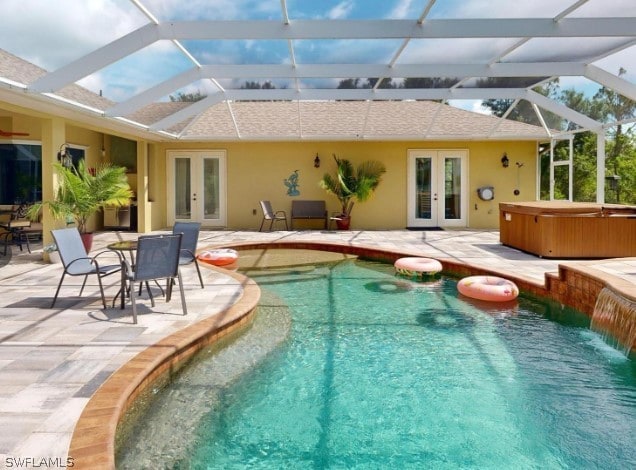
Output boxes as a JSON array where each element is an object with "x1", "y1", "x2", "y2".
[{"x1": 0, "y1": 204, "x2": 42, "y2": 256}]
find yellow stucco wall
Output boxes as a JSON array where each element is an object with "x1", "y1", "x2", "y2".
[
  {"x1": 1, "y1": 107, "x2": 539, "y2": 232},
  {"x1": 153, "y1": 140, "x2": 537, "y2": 231}
]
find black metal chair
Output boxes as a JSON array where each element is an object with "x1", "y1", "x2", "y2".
[
  {"x1": 123, "y1": 233, "x2": 187, "y2": 324},
  {"x1": 173, "y1": 222, "x2": 204, "y2": 288},
  {"x1": 0, "y1": 219, "x2": 30, "y2": 256},
  {"x1": 51, "y1": 228, "x2": 122, "y2": 309},
  {"x1": 259, "y1": 200, "x2": 288, "y2": 231}
]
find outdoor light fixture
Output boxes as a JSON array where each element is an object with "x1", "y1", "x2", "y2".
[
  {"x1": 501, "y1": 153, "x2": 509, "y2": 168},
  {"x1": 314, "y1": 153, "x2": 321, "y2": 168},
  {"x1": 57, "y1": 143, "x2": 73, "y2": 168}
]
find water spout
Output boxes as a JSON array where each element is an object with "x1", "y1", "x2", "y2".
[{"x1": 590, "y1": 288, "x2": 636, "y2": 357}]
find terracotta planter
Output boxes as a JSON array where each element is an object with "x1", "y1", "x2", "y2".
[
  {"x1": 335, "y1": 215, "x2": 351, "y2": 230},
  {"x1": 80, "y1": 232, "x2": 94, "y2": 253}
]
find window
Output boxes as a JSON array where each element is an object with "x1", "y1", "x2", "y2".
[{"x1": 0, "y1": 143, "x2": 42, "y2": 204}]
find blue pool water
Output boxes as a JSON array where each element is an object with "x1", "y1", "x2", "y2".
[{"x1": 117, "y1": 252, "x2": 636, "y2": 469}]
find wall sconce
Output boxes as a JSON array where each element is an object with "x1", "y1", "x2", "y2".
[
  {"x1": 314, "y1": 153, "x2": 321, "y2": 168},
  {"x1": 500, "y1": 153, "x2": 509, "y2": 168},
  {"x1": 57, "y1": 143, "x2": 73, "y2": 168}
]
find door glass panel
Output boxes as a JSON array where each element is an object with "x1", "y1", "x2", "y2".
[
  {"x1": 553, "y1": 165, "x2": 570, "y2": 200},
  {"x1": 444, "y1": 157, "x2": 462, "y2": 220},
  {"x1": 203, "y1": 158, "x2": 220, "y2": 220},
  {"x1": 174, "y1": 157, "x2": 191, "y2": 219},
  {"x1": 415, "y1": 157, "x2": 432, "y2": 219}
]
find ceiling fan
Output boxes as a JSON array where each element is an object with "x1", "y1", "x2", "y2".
[{"x1": 0, "y1": 129, "x2": 30, "y2": 137}]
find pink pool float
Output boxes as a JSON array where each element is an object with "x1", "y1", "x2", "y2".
[
  {"x1": 394, "y1": 257, "x2": 443, "y2": 277},
  {"x1": 457, "y1": 275, "x2": 519, "y2": 302}
]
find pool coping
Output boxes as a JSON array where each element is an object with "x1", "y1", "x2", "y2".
[{"x1": 66, "y1": 242, "x2": 635, "y2": 469}]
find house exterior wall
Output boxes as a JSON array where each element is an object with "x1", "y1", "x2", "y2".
[
  {"x1": 0, "y1": 107, "x2": 538, "y2": 233},
  {"x1": 152, "y1": 140, "x2": 538, "y2": 231}
]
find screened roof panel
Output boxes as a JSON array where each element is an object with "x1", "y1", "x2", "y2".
[
  {"x1": 0, "y1": 0, "x2": 633, "y2": 141},
  {"x1": 398, "y1": 38, "x2": 522, "y2": 64},
  {"x1": 504, "y1": 37, "x2": 636, "y2": 63},
  {"x1": 182, "y1": 40, "x2": 291, "y2": 65},
  {"x1": 458, "y1": 77, "x2": 550, "y2": 89},
  {"x1": 0, "y1": 0, "x2": 146, "y2": 72},
  {"x1": 294, "y1": 39, "x2": 401, "y2": 65},
  {"x1": 427, "y1": 0, "x2": 581, "y2": 19},
  {"x1": 82, "y1": 41, "x2": 194, "y2": 102}
]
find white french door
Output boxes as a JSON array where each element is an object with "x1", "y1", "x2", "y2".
[
  {"x1": 167, "y1": 150, "x2": 227, "y2": 227},
  {"x1": 407, "y1": 149, "x2": 468, "y2": 228}
]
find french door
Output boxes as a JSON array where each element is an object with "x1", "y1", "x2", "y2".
[
  {"x1": 167, "y1": 150, "x2": 226, "y2": 227},
  {"x1": 407, "y1": 149, "x2": 468, "y2": 228}
]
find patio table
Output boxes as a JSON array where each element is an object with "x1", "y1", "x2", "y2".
[
  {"x1": 107, "y1": 240, "x2": 165, "y2": 308},
  {"x1": 108, "y1": 240, "x2": 137, "y2": 308}
]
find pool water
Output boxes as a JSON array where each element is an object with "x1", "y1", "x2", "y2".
[{"x1": 117, "y1": 252, "x2": 636, "y2": 469}]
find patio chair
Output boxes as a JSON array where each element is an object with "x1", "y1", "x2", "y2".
[
  {"x1": 124, "y1": 233, "x2": 187, "y2": 324},
  {"x1": 50, "y1": 228, "x2": 123, "y2": 309},
  {"x1": 173, "y1": 221, "x2": 204, "y2": 288},
  {"x1": 259, "y1": 200, "x2": 288, "y2": 231}
]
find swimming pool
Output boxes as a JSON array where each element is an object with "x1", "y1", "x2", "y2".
[{"x1": 117, "y1": 250, "x2": 635, "y2": 468}]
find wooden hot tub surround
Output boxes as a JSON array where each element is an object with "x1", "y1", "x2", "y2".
[{"x1": 499, "y1": 201, "x2": 636, "y2": 258}]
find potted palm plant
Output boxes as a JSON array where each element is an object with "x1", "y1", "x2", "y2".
[
  {"x1": 319, "y1": 154, "x2": 386, "y2": 230},
  {"x1": 28, "y1": 160, "x2": 133, "y2": 251}
]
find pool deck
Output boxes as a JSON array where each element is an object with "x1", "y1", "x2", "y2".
[{"x1": 0, "y1": 228, "x2": 634, "y2": 468}]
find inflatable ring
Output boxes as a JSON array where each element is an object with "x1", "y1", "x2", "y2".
[
  {"x1": 197, "y1": 249, "x2": 239, "y2": 267},
  {"x1": 394, "y1": 257, "x2": 443, "y2": 277},
  {"x1": 457, "y1": 276, "x2": 519, "y2": 302}
]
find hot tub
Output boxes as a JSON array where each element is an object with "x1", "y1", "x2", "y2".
[{"x1": 499, "y1": 201, "x2": 636, "y2": 258}]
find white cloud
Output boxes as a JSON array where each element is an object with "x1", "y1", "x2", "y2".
[
  {"x1": 448, "y1": 100, "x2": 492, "y2": 115},
  {"x1": 389, "y1": 0, "x2": 414, "y2": 19},
  {"x1": 0, "y1": 0, "x2": 145, "y2": 71},
  {"x1": 328, "y1": 1, "x2": 355, "y2": 19}
]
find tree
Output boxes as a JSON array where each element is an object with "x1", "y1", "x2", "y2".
[
  {"x1": 169, "y1": 90, "x2": 206, "y2": 102},
  {"x1": 319, "y1": 155, "x2": 386, "y2": 220},
  {"x1": 337, "y1": 78, "x2": 361, "y2": 89},
  {"x1": 240, "y1": 81, "x2": 276, "y2": 89},
  {"x1": 402, "y1": 77, "x2": 459, "y2": 89},
  {"x1": 482, "y1": 79, "x2": 562, "y2": 129},
  {"x1": 534, "y1": 70, "x2": 635, "y2": 204},
  {"x1": 28, "y1": 161, "x2": 133, "y2": 234}
]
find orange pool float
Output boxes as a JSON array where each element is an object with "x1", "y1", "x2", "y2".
[
  {"x1": 457, "y1": 275, "x2": 519, "y2": 302},
  {"x1": 394, "y1": 257, "x2": 443, "y2": 277},
  {"x1": 197, "y1": 249, "x2": 239, "y2": 267}
]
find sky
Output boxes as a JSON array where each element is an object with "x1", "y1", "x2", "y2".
[{"x1": 0, "y1": 0, "x2": 634, "y2": 117}]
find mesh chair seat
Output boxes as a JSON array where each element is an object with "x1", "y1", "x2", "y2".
[
  {"x1": 173, "y1": 222, "x2": 204, "y2": 288},
  {"x1": 51, "y1": 228, "x2": 122, "y2": 309},
  {"x1": 259, "y1": 200, "x2": 288, "y2": 231},
  {"x1": 124, "y1": 233, "x2": 188, "y2": 324}
]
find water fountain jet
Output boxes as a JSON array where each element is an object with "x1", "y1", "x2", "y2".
[{"x1": 590, "y1": 288, "x2": 636, "y2": 357}]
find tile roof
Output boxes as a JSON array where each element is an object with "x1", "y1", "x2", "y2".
[{"x1": 146, "y1": 99, "x2": 549, "y2": 141}]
